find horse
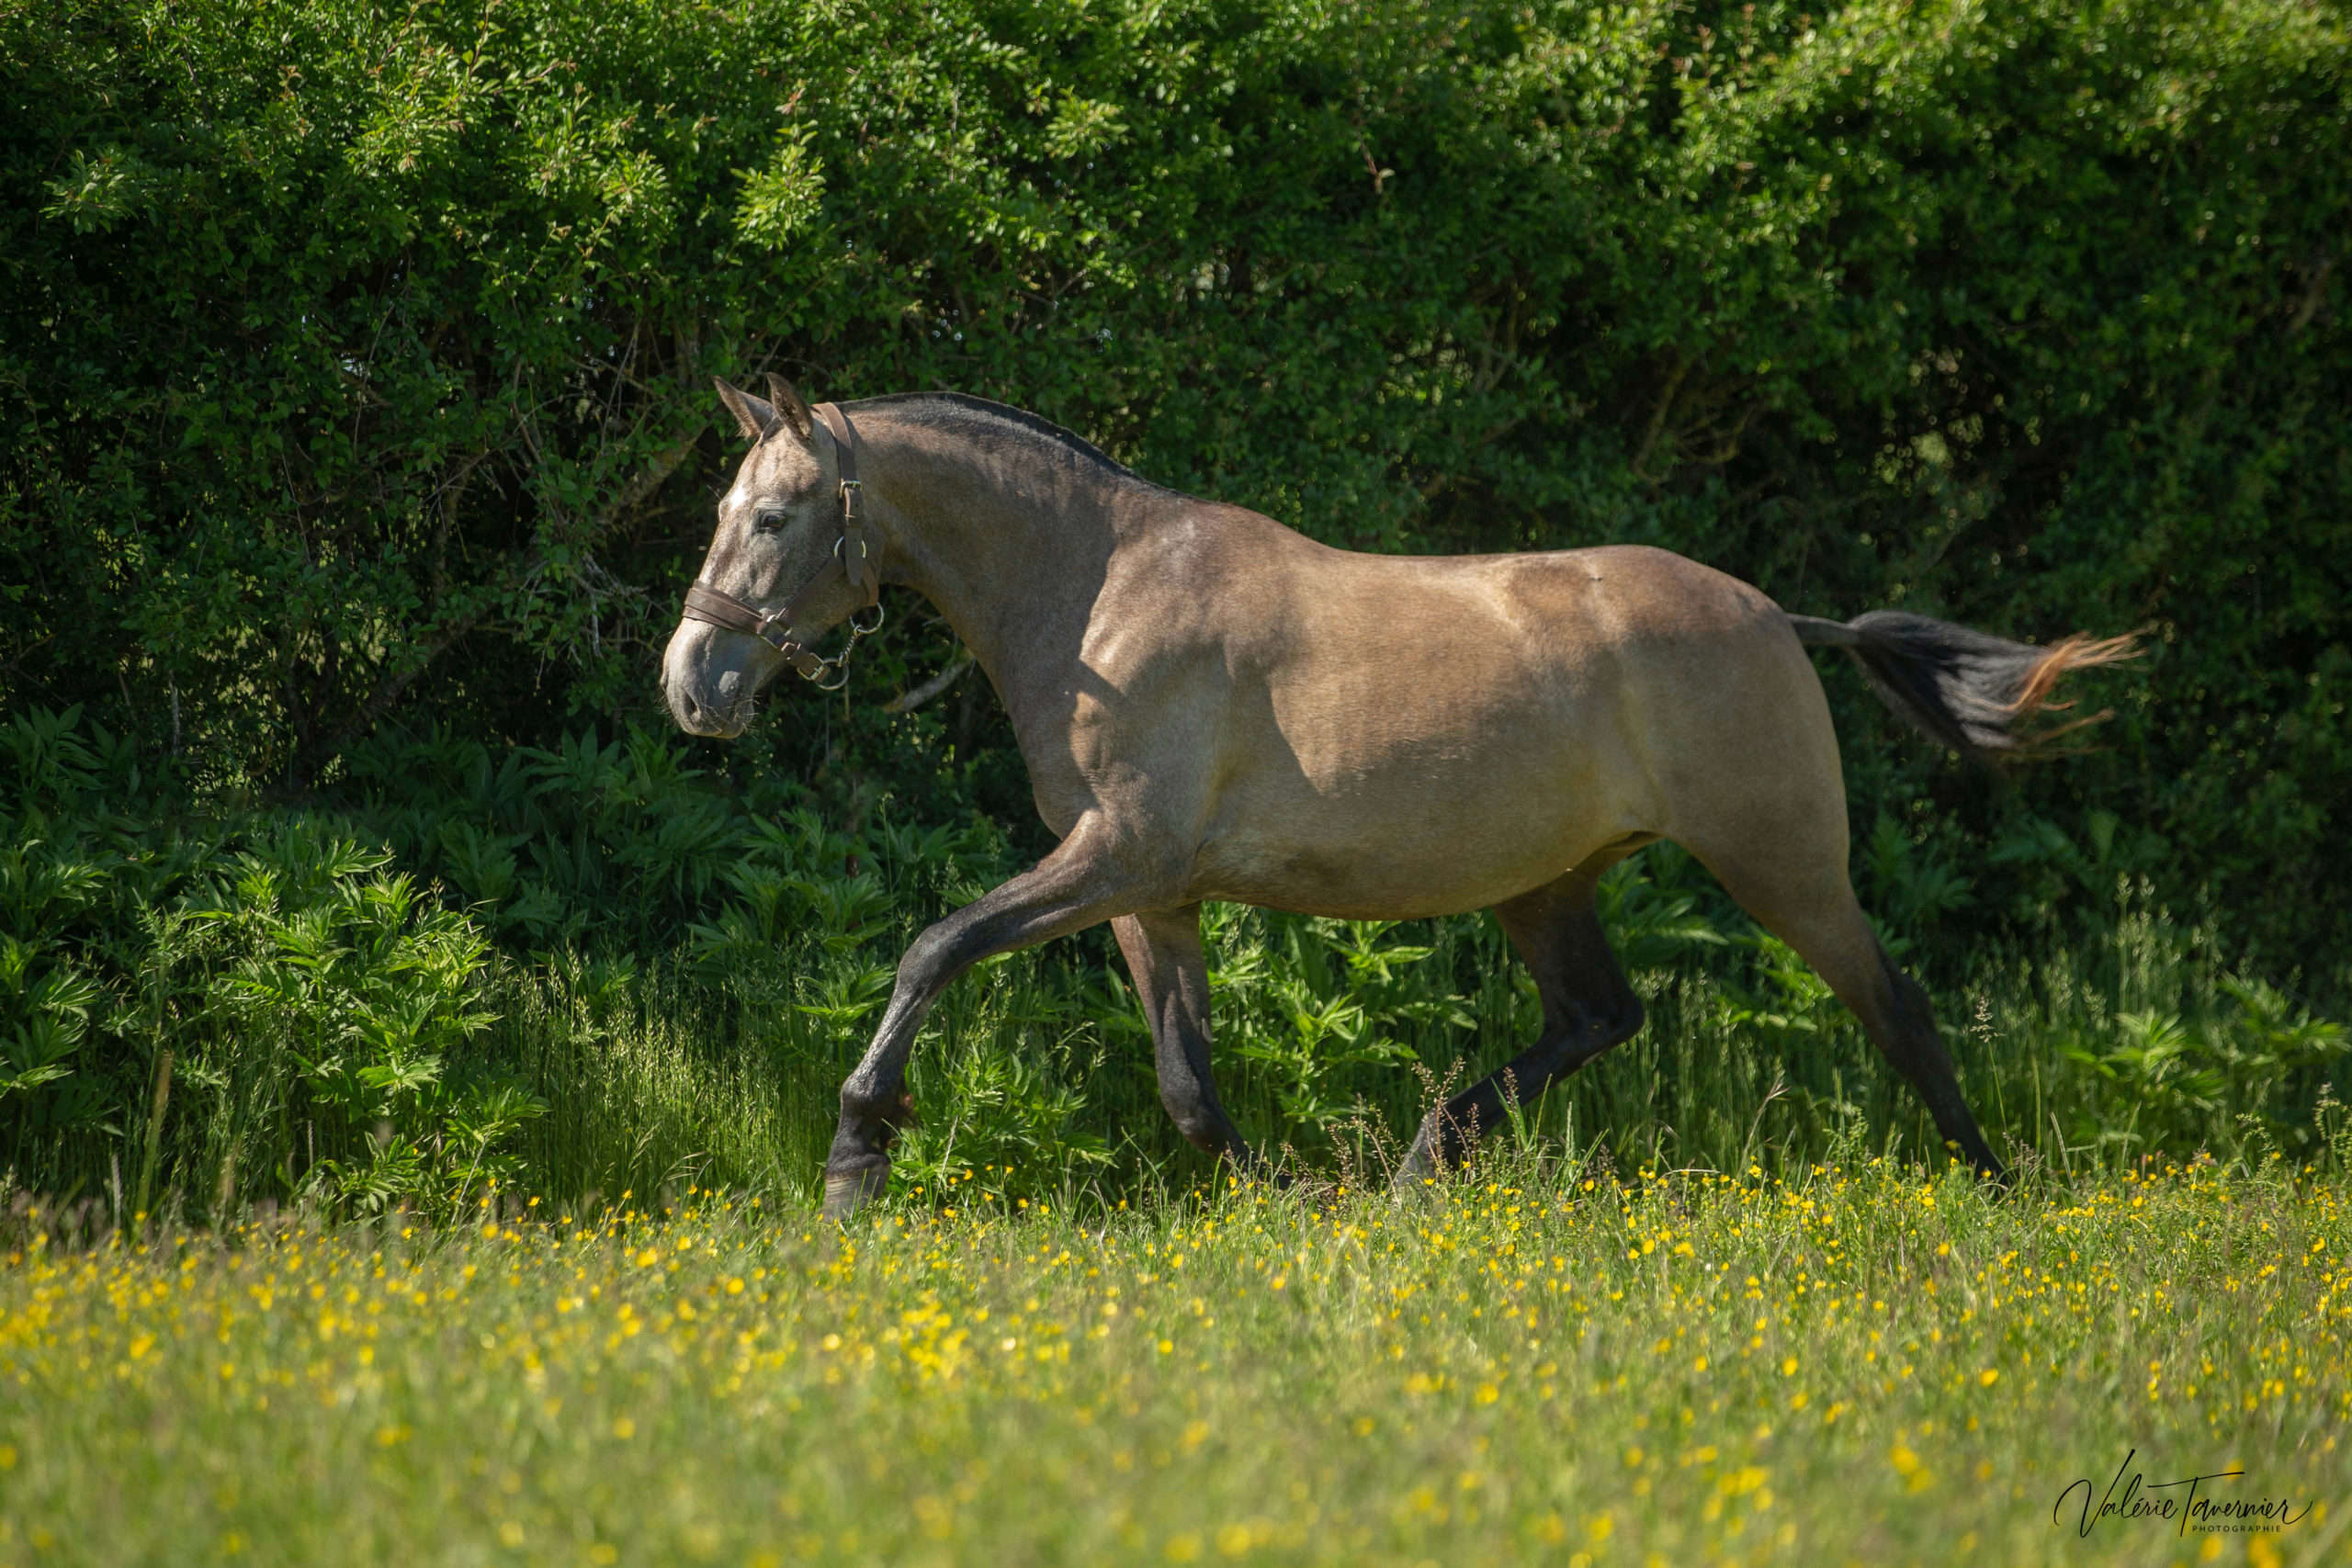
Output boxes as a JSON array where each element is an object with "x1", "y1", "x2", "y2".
[{"x1": 662, "y1": 376, "x2": 2135, "y2": 1217}]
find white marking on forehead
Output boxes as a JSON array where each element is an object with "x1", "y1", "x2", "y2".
[
  {"x1": 699, "y1": 432, "x2": 830, "y2": 594},
  {"x1": 740, "y1": 433, "x2": 823, "y2": 498}
]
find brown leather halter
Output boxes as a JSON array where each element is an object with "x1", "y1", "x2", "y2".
[{"x1": 680, "y1": 401, "x2": 885, "y2": 689}]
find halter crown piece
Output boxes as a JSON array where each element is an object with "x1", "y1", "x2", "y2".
[{"x1": 681, "y1": 401, "x2": 885, "y2": 690}]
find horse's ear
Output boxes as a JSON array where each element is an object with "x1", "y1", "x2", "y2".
[
  {"x1": 763, "y1": 373, "x2": 817, "y2": 443},
  {"x1": 713, "y1": 376, "x2": 779, "y2": 442}
]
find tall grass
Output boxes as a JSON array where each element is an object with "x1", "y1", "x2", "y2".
[
  {"x1": 3, "y1": 705, "x2": 2344, "y2": 1220},
  {"x1": 474, "y1": 877, "x2": 2351, "y2": 1212}
]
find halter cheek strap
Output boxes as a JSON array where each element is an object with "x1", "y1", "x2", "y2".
[{"x1": 680, "y1": 401, "x2": 885, "y2": 687}]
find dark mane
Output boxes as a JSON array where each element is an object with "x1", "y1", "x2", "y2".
[{"x1": 850, "y1": 391, "x2": 1169, "y2": 492}]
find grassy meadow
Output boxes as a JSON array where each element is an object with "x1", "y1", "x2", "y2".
[{"x1": 2, "y1": 1157, "x2": 2346, "y2": 1566}]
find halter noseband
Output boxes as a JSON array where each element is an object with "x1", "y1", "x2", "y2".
[{"x1": 680, "y1": 401, "x2": 884, "y2": 691}]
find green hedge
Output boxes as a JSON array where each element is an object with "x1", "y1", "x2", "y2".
[{"x1": 4, "y1": 0, "x2": 2347, "y2": 964}]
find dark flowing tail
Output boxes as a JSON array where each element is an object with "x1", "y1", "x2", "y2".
[{"x1": 1787, "y1": 610, "x2": 2139, "y2": 759}]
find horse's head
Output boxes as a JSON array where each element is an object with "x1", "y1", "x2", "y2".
[{"x1": 662, "y1": 375, "x2": 870, "y2": 739}]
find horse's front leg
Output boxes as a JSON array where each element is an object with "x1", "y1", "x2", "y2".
[{"x1": 824, "y1": 818, "x2": 1148, "y2": 1218}]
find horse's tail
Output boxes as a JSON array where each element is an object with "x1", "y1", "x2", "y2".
[{"x1": 1786, "y1": 610, "x2": 2139, "y2": 760}]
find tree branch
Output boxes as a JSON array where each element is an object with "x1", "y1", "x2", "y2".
[{"x1": 300, "y1": 423, "x2": 705, "y2": 785}]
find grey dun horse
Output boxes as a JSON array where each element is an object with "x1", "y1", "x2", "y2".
[{"x1": 662, "y1": 378, "x2": 2135, "y2": 1216}]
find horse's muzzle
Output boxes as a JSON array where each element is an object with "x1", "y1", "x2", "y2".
[
  {"x1": 662, "y1": 620, "x2": 758, "y2": 739},
  {"x1": 666, "y1": 682, "x2": 747, "y2": 739}
]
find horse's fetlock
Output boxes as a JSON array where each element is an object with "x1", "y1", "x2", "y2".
[
  {"x1": 1159, "y1": 1084, "x2": 1227, "y2": 1150},
  {"x1": 823, "y1": 1160, "x2": 889, "y2": 1219},
  {"x1": 840, "y1": 1080, "x2": 913, "y2": 1127}
]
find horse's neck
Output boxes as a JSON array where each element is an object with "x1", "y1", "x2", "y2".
[{"x1": 865, "y1": 409, "x2": 1129, "y2": 711}]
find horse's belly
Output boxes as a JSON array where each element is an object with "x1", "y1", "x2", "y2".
[
  {"x1": 1184, "y1": 750, "x2": 1641, "y2": 919},
  {"x1": 1187, "y1": 845, "x2": 1582, "y2": 919}
]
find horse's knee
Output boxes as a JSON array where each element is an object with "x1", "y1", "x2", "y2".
[
  {"x1": 1554, "y1": 984, "x2": 1643, "y2": 1069},
  {"x1": 898, "y1": 919, "x2": 967, "y2": 987}
]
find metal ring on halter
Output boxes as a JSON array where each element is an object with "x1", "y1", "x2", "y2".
[
  {"x1": 809, "y1": 658, "x2": 853, "y2": 693},
  {"x1": 849, "y1": 601, "x2": 886, "y2": 637}
]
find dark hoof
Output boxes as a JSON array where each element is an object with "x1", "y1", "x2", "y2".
[{"x1": 823, "y1": 1164, "x2": 888, "y2": 1219}]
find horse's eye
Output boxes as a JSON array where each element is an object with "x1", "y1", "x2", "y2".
[{"x1": 752, "y1": 508, "x2": 786, "y2": 535}]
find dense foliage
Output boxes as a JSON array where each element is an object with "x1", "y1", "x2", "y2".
[
  {"x1": 4, "y1": 0, "x2": 2347, "y2": 953},
  {"x1": 2, "y1": 0, "x2": 2347, "y2": 1211},
  {"x1": 5, "y1": 703, "x2": 2344, "y2": 1216}
]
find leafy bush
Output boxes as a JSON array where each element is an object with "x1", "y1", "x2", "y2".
[
  {"x1": 2053, "y1": 924, "x2": 2349, "y2": 1164},
  {"x1": 0, "y1": 0, "x2": 2345, "y2": 970},
  {"x1": 0, "y1": 709, "x2": 536, "y2": 1217},
  {"x1": 194, "y1": 836, "x2": 526, "y2": 1214}
]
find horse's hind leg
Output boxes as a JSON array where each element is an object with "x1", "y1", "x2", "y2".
[
  {"x1": 1395, "y1": 857, "x2": 1646, "y2": 1188},
  {"x1": 1111, "y1": 906, "x2": 1260, "y2": 1170},
  {"x1": 1693, "y1": 841, "x2": 2006, "y2": 1181}
]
